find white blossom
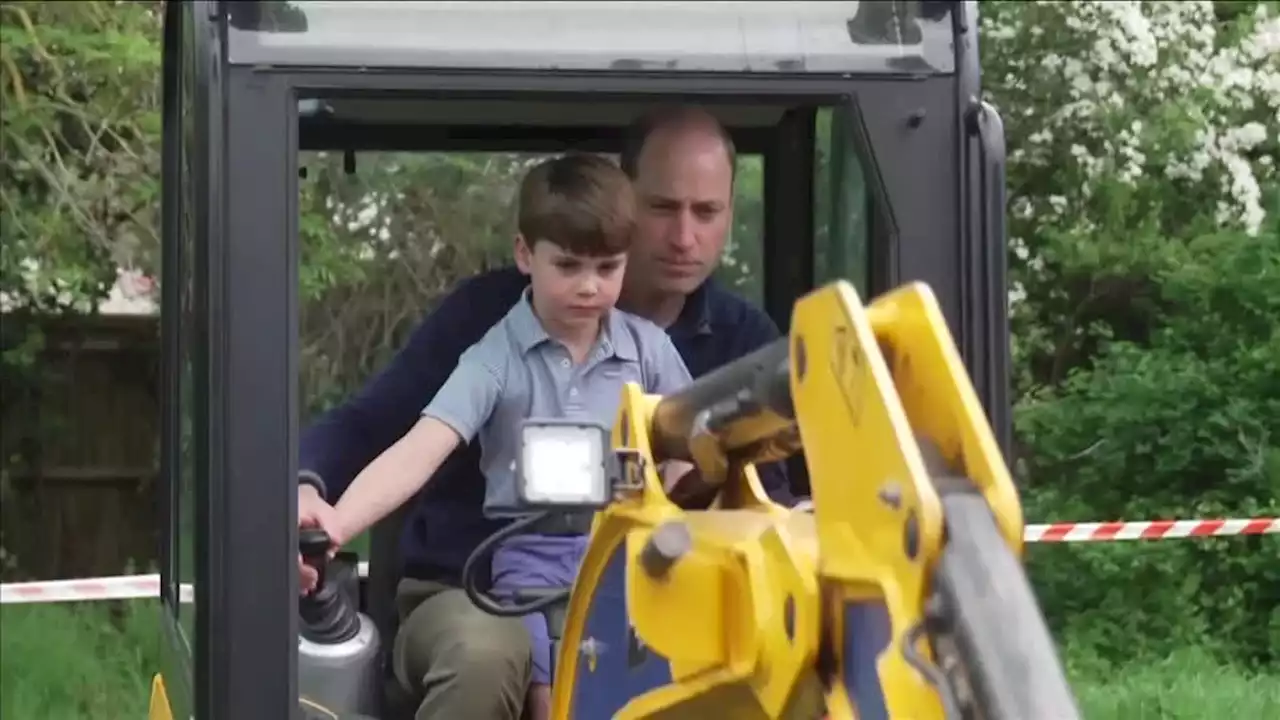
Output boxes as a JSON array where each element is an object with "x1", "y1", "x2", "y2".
[{"x1": 984, "y1": 1, "x2": 1279, "y2": 237}]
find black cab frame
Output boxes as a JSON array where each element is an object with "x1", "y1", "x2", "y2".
[{"x1": 157, "y1": 1, "x2": 1009, "y2": 717}]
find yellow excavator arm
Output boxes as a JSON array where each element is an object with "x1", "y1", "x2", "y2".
[{"x1": 549, "y1": 280, "x2": 1081, "y2": 720}]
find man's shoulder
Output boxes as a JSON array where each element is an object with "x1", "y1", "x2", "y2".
[{"x1": 447, "y1": 265, "x2": 529, "y2": 306}]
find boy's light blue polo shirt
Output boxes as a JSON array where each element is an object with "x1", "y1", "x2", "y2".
[{"x1": 422, "y1": 289, "x2": 693, "y2": 517}]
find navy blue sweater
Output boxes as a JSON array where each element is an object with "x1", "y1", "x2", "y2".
[{"x1": 299, "y1": 266, "x2": 793, "y2": 582}]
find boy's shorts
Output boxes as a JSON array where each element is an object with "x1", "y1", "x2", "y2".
[{"x1": 490, "y1": 533, "x2": 591, "y2": 686}]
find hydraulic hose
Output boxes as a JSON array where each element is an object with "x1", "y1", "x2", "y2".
[{"x1": 927, "y1": 485, "x2": 1082, "y2": 720}]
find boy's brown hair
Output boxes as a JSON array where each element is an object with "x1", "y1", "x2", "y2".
[{"x1": 517, "y1": 153, "x2": 636, "y2": 257}]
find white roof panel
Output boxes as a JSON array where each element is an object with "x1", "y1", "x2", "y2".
[{"x1": 227, "y1": 1, "x2": 955, "y2": 74}]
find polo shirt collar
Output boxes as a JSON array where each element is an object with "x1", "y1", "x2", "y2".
[
  {"x1": 508, "y1": 289, "x2": 549, "y2": 353},
  {"x1": 508, "y1": 288, "x2": 638, "y2": 361}
]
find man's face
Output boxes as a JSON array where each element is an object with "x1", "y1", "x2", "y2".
[
  {"x1": 629, "y1": 128, "x2": 734, "y2": 297},
  {"x1": 515, "y1": 237, "x2": 627, "y2": 333}
]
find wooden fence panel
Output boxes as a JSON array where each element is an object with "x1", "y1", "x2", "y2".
[{"x1": 1, "y1": 315, "x2": 161, "y2": 581}]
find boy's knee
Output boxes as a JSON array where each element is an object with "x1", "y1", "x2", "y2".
[
  {"x1": 415, "y1": 626, "x2": 530, "y2": 718},
  {"x1": 394, "y1": 588, "x2": 533, "y2": 699},
  {"x1": 441, "y1": 624, "x2": 532, "y2": 685}
]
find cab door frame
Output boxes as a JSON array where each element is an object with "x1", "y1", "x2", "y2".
[
  {"x1": 165, "y1": 6, "x2": 1007, "y2": 718},
  {"x1": 157, "y1": 3, "x2": 194, "y2": 719},
  {"x1": 956, "y1": 0, "x2": 1013, "y2": 458},
  {"x1": 161, "y1": 3, "x2": 304, "y2": 718}
]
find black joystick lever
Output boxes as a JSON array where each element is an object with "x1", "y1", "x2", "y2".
[
  {"x1": 300, "y1": 527, "x2": 332, "y2": 591},
  {"x1": 298, "y1": 527, "x2": 361, "y2": 644}
]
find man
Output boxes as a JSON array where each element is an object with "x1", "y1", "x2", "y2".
[{"x1": 297, "y1": 106, "x2": 793, "y2": 720}]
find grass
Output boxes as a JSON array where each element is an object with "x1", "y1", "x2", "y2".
[
  {"x1": 2, "y1": 602, "x2": 1278, "y2": 719},
  {"x1": 0, "y1": 602, "x2": 163, "y2": 719},
  {"x1": 1068, "y1": 646, "x2": 1280, "y2": 718}
]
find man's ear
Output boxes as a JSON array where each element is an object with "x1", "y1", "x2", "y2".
[{"x1": 514, "y1": 234, "x2": 533, "y2": 274}]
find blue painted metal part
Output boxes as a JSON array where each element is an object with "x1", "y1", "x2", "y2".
[
  {"x1": 842, "y1": 600, "x2": 892, "y2": 720},
  {"x1": 569, "y1": 543, "x2": 673, "y2": 717}
]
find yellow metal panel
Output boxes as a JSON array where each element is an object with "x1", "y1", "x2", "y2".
[
  {"x1": 865, "y1": 282, "x2": 1024, "y2": 552},
  {"x1": 789, "y1": 281, "x2": 946, "y2": 719},
  {"x1": 148, "y1": 673, "x2": 174, "y2": 720}
]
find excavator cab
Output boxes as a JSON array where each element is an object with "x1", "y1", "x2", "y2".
[{"x1": 154, "y1": 1, "x2": 1013, "y2": 718}]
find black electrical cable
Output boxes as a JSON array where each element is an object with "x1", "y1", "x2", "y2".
[{"x1": 461, "y1": 510, "x2": 572, "y2": 617}]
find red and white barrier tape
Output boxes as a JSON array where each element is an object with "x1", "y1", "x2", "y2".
[
  {"x1": 2, "y1": 519, "x2": 1275, "y2": 605},
  {"x1": 1024, "y1": 517, "x2": 1278, "y2": 543},
  {"x1": 1, "y1": 574, "x2": 193, "y2": 605},
  {"x1": 0, "y1": 567, "x2": 363, "y2": 606}
]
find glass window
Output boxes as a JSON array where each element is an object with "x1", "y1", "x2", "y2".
[
  {"x1": 297, "y1": 148, "x2": 767, "y2": 424},
  {"x1": 296, "y1": 148, "x2": 767, "y2": 469},
  {"x1": 297, "y1": 150, "x2": 537, "y2": 422},
  {"x1": 296, "y1": 150, "x2": 545, "y2": 556},
  {"x1": 812, "y1": 107, "x2": 870, "y2": 296},
  {"x1": 228, "y1": 1, "x2": 954, "y2": 75},
  {"x1": 714, "y1": 155, "x2": 765, "y2": 306}
]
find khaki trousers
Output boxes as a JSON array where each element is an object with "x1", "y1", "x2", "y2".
[{"x1": 391, "y1": 578, "x2": 533, "y2": 720}]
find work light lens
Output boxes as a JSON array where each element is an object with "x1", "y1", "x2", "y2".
[{"x1": 518, "y1": 421, "x2": 610, "y2": 506}]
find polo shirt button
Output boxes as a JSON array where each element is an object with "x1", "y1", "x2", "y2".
[
  {"x1": 561, "y1": 359, "x2": 570, "y2": 368},
  {"x1": 569, "y1": 387, "x2": 579, "y2": 397}
]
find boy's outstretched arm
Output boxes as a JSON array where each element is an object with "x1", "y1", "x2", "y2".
[
  {"x1": 329, "y1": 416, "x2": 462, "y2": 546},
  {"x1": 298, "y1": 268, "x2": 527, "y2": 502},
  {"x1": 329, "y1": 339, "x2": 506, "y2": 547}
]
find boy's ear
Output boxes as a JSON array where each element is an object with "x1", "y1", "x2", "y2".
[{"x1": 513, "y1": 234, "x2": 533, "y2": 274}]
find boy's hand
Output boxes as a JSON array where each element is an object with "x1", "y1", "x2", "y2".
[
  {"x1": 298, "y1": 485, "x2": 343, "y2": 595},
  {"x1": 660, "y1": 460, "x2": 698, "y2": 492},
  {"x1": 665, "y1": 464, "x2": 722, "y2": 510}
]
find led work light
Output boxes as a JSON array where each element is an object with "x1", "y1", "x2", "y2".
[{"x1": 516, "y1": 419, "x2": 615, "y2": 508}]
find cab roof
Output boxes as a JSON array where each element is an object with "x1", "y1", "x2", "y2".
[{"x1": 224, "y1": 1, "x2": 955, "y2": 75}]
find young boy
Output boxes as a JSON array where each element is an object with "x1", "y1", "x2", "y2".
[{"x1": 305, "y1": 152, "x2": 694, "y2": 719}]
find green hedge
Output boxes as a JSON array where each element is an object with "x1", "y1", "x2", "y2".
[{"x1": 1019, "y1": 221, "x2": 1280, "y2": 668}]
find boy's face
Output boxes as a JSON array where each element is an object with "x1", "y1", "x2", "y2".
[{"x1": 514, "y1": 236, "x2": 628, "y2": 332}]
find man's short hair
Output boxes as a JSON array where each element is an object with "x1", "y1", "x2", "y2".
[
  {"x1": 619, "y1": 105, "x2": 738, "y2": 180},
  {"x1": 518, "y1": 152, "x2": 636, "y2": 257}
]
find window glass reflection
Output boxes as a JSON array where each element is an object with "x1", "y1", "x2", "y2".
[
  {"x1": 175, "y1": 6, "x2": 197, "y2": 649},
  {"x1": 812, "y1": 108, "x2": 870, "y2": 295}
]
